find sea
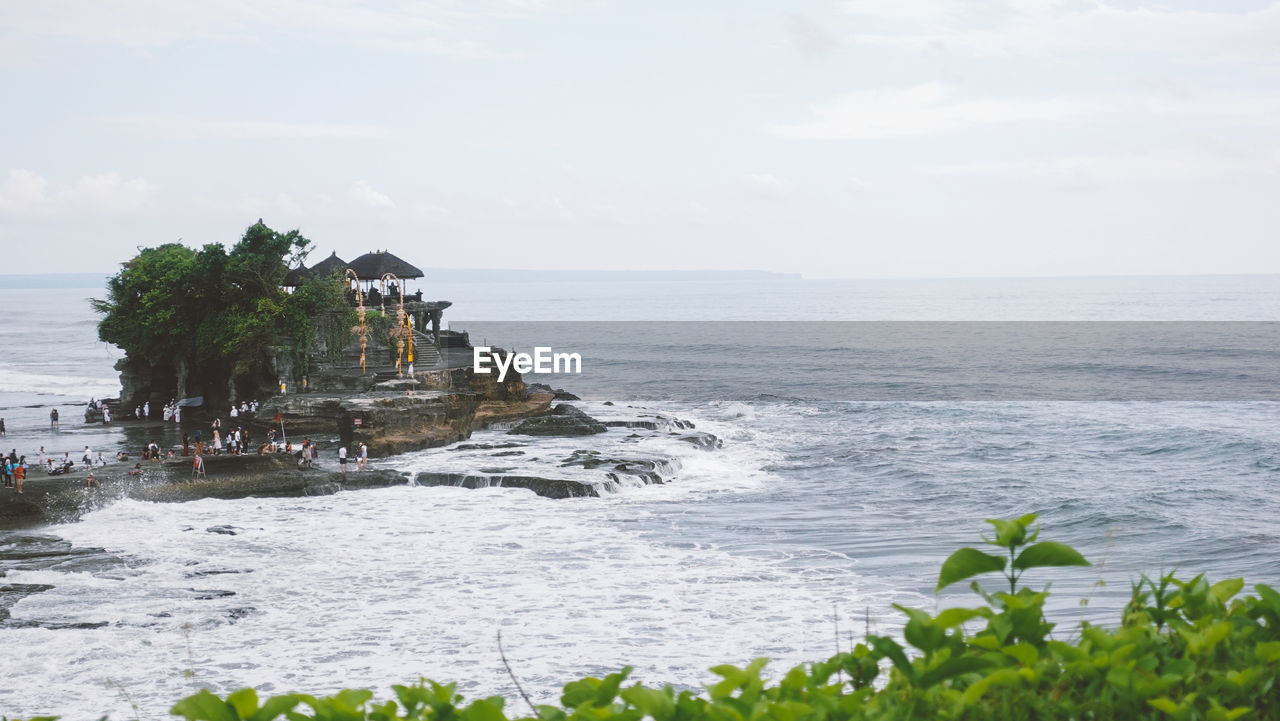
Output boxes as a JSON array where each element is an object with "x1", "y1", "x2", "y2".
[{"x1": 1, "y1": 274, "x2": 1278, "y2": 718}]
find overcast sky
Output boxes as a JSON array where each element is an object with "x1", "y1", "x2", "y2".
[{"x1": 2, "y1": 1, "x2": 1279, "y2": 278}]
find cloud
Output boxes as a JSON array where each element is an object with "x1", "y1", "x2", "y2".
[
  {"x1": 685, "y1": 200, "x2": 714, "y2": 225},
  {"x1": 275, "y1": 193, "x2": 302, "y2": 215},
  {"x1": 102, "y1": 114, "x2": 388, "y2": 140},
  {"x1": 409, "y1": 201, "x2": 463, "y2": 227},
  {"x1": 71, "y1": 172, "x2": 157, "y2": 213},
  {"x1": 501, "y1": 195, "x2": 576, "y2": 225},
  {"x1": 539, "y1": 196, "x2": 576, "y2": 225},
  {"x1": 839, "y1": 0, "x2": 971, "y2": 24},
  {"x1": 0, "y1": 169, "x2": 50, "y2": 214},
  {"x1": 350, "y1": 180, "x2": 395, "y2": 209},
  {"x1": 0, "y1": 168, "x2": 156, "y2": 215},
  {"x1": 788, "y1": 14, "x2": 837, "y2": 57},
  {"x1": 773, "y1": 83, "x2": 1090, "y2": 140},
  {"x1": 743, "y1": 173, "x2": 793, "y2": 199},
  {"x1": 928, "y1": 147, "x2": 1280, "y2": 187},
  {"x1": 847, "y1": 2, "x2": 1280, "y2": 65},
  {"x1": 0, "y1": 0, "x2": 521, "y2": 57}
]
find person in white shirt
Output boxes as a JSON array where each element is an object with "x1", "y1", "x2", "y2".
[
  {"x1": 338, "y1": 446, "x2": 348, "y2": 472},
  {"x1": 357, "y1": 442, "x2": 368, "y2": 471}
]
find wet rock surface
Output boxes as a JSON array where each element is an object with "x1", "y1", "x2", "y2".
[
  {"x1": 526, "y1": 383, "x2": 581, "y2": 401},
  {"x1": 508, "y1": 404, "x2": 607, "y2": 436},
  {"x1": 676, "y1": 431, "x2": 723, "y2": 449},
  {"x1": 0, "y1": 454, "x2": 411, "y2": 528}
]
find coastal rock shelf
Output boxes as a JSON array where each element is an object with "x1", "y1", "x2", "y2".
[
  {"x1": 0, "y1": 454, "x2": 410, "y2": 528},
  {"x1": 407, "y1": 403, "x2": 720, "y2": 500},
  {"x1": 413, "y1": 470, "x2": 667, "y2": 498}
]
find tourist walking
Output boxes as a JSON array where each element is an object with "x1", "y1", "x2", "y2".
[
  {"x1": 50, "y1": 408, "x2": 59, "y2": 430},
  {"x1": 82, "y1": 446, "x2": 93, "y2": 468}
]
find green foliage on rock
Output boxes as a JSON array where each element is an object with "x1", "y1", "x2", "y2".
[
  {"x1": 92, "y1": 220, "x2": 347, "y2": 399},
  {"x1": 19, "y1": 517, "x2": 1280, "y2": 721},
  {"x1": 283, "y1": 267, "x2": 356, "y2": 373}
]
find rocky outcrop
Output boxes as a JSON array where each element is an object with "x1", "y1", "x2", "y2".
[
  {"x1": 508, "y1": 404, "x2": 606, "y2": 437},
  {"x1": 0, "y1": 454, "x2": 411, "y2": 528},
  {"x1": 412, "y1": 468, "x2": 667, "y2": 499},
  {"x1": 676, "y1": 431, "x2": 723, "y2": 450},
  {"x1": 559, "y1": 450, "x2": 681, "y2": 485},
  {"x1": 335, "y1": 391, "x2": 481, "y2": 457},
  {"x1": 526, "y1": 383, "x2": 581, "y2": 401}
]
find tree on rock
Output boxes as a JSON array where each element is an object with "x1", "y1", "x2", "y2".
[{"x1": 93, "y1": 220, "x2": 336, "y2": 408}]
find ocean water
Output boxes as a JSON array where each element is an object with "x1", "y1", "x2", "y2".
[{"x1": 1, "y1": 275, "x2": 1279, "y2": 718}]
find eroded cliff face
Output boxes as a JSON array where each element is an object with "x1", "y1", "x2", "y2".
[{"x1": 335, "y1": 391, "x2": 481, "y2": 456}]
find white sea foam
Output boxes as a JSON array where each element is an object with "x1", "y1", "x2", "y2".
[
  {"x1": 0, "y1": 403, "x2": 913, "y2": 719},
  {"x1": 0, "y1": 367, "x2": 119, "y2": 398}
]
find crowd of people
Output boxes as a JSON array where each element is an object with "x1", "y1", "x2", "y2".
[
  {"x1": 87, "y1": 398, "x2": 113, "y2": 424},
  {"x1": 5, "y1": 395, "x2": 372, "y2": 495}
]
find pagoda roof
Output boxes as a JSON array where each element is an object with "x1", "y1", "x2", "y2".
[
  {"x1": 308, "y1": 251, "x2": 349, "y2": 279},
  {"x1": 282, "y1": 265, "x2": 312, "y2": 287},
  {"x1": 346, "y1": 250, "x2": 424, "y2": 280}
]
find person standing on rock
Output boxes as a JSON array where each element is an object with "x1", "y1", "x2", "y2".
[
  {"x1": 338, "y1": 445, "x2": 348, "y2": 472},
  {"x1": 212, "y1": 429, "x2": 222, "y2": 455},
  {"x1": 14, "y1": 456, "x2": 25, "y2": 494},
  {"x1": 143, "y1": 401, "x2": 150, "y2": 420},
  {"x1": 358, "y1": 442, "x2": 368, "y2": 471},
  {"x1": 82, "y1": 446, "x2": 93, "y2": 468},
  {"x1": 50, "y1": 408, "x2": 59, "y2": 430},
  {"x1": 0, "y1": 417, "x2": 6, "y2": 437}
]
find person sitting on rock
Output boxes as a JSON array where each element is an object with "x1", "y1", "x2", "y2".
[
  {"x1": 86, "y1": 471, "x2": 99, "y2": 489},
  {"x1": 128, "y1": 463, "x2": 143, "y2": 477}
]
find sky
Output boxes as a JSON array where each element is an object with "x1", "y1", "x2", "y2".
[{"x1": 1, "y1": 0, "x2": 1279, "y2": 279}]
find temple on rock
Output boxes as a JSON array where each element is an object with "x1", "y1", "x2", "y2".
[{"x1": 276, "y1": 250, "x2": 468, "y2": 392}]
